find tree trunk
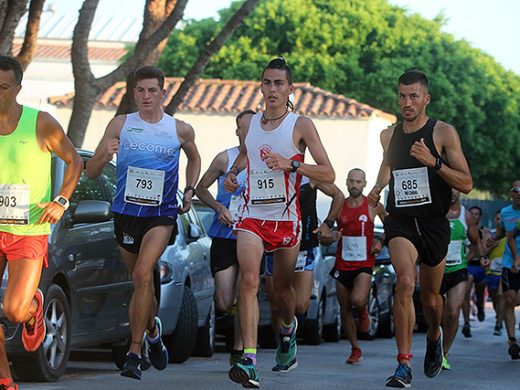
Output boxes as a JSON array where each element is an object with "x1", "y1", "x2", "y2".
[
  {"x1": 115, "y1": 0, "x2": 177, "y2": 116},
  {"x1": 0, "y1": 0, "x2": 28, "y2": 55},
  {"x1": 164, "y1": 0, "x2": 261, "y2": 115},
  {"x1": 16, "y1": 0, "x2": 45, "y2": 70},
  {"x1": 67, "y1": 0, "x2": 189, "y2": 147}
]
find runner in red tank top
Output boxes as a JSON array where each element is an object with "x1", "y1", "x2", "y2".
[{"x1": 329, "y1": 169, "x2": 386, "y2": 364}]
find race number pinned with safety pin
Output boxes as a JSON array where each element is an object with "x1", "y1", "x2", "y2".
[
  {"x1": 228, "y1": 194, "x2": 243, "y2": 222},
  {"x1": 446, "y1": 240, "x2": 463, "y2": 266},
  {"x1": 250, "y1": 169, "x2": 286, "y2": 205},
  {"x1": 0, "y1": 184, "x2": 30, "y2": 225},
  {"x1": 341, "y1": 236, "x2": 367, "y2": 261},
  {"x1": 295, "y1": 250, "x2": 308, "y2": 272},
  {"x1": 124, "y1": 167, "x2": 165, "y2": 206},
  {"x1": 393, "y1": 167, "x2": 432, "y2": 207}
]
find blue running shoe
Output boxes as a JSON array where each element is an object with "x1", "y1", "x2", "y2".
[
  {"x1": 276, "y1": 317, "x2": 298, "y2": 368},
  {"x1": 385, "y1": 363, "x2": 412, "y2": 388},
  {"x1": 229, "y1": 357, "x2": 260, "y2": 388},
  {"x1": 272, "y1": 358, "x2": 298, "y2": 373},
  {"x1": 147, "y1": 316, "x2": 169, "y2": 370},
  {"x1": 121, "y1": 352, "x2": 142, "y2": 380}
]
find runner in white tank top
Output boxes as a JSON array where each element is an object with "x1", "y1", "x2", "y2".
[{"x1": 224, "y1": 58, "x2": 335, "y2": 388}]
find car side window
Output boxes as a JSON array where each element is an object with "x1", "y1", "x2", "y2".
[
  {"x1": 69, "y1": 170, "x2": 107, "y2": 210},
  {"x1": 100, "y1": 163, "x2": 117, "y2": 202}
]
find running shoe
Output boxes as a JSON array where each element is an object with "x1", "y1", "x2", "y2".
[
  {"x1": 276, "y1": 317, "x2": 298, "y2": 368},
  {"x1": 461, "y1": 322, "x2": 472, "y2": 338},
  {"x1": 358, "y1": 307, "x2": 371, "y2": 333},
  {"x1": 0, "y1": 379, "x2": 18, "y2": 390},
  {"x1": 508, "y1": 341, "x2": 520, "y2": 360},
  {"x1": 442, "y1": 356, "x2": 451, "y2": 370},
  {"x1": 385, "y1": 363, "x2": 412, "y2": 388},
  {"x1": 493, "y1": 323, "x2": 502, "y2": 336},
  {"x1": 346, "y1": 347, "x2": 362, "y2": 365},
  {"x1": 121, "y1": 352, "x2": 142, "y2": 380},
  {"x1": 477, "y1": 306, "x2": 485, "y2": 322},
  {"x1": 22, "y1": 288, "x2": 46, "y2": 352},
  {"x1": 229, "y1": 357, "x2": 259, "y2": 388},
  {"x1": 146, "y1": 316, "x2": 168, "y2": 370},
  {"x1": 229, "y1": 350, "x2": 243, "y2": 366},
  {"x1": 272, "y1": 357, "x2": 298, "y2": 372},
  {"x1": 424, "y1": 328, "x2": 443, "y2": 378}
]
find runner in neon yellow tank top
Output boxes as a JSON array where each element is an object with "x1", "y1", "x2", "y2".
[
  {"x1": 440, "y1": 189, "x2": 482, "y2": 370},
  {"x1": 0, "y1": 55, "x2": 82, "y2": 390}
]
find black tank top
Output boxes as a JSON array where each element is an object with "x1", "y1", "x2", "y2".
[
  {"x1": 386, "y1": 118, "x2": 451, "y2": 218},
  {"x1": 299, "y1": 182, "x2": 318, "y2": 250}
]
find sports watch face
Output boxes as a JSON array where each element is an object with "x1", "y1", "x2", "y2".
[{"x1": 56, "y1": 197, "x2": 67, "y2": 206}]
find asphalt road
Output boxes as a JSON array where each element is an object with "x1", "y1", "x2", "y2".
[{"x1": 14, "y1": 305, "x2": 520, "y2": 390}]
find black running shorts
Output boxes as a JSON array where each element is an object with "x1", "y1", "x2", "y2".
[
  {"x1": 440, "y1": 268, "x2": 468, "y2": 295},
  {"x1": 384, "y1": 214, "x2": 450, "y2": 267},
  {"x1": 210, "y1": 237, "x2": 238, "y2": 277}
]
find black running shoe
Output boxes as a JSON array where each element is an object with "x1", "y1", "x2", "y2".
[
  {"x1": 229, "y1": 357, "x2": 259, "y2": 388},
  {"x1": 121, "y1": 352, "x2": 142, "y2": 380},
  {"x1": 461, "y1": 323, "x2": 472, "y2": 338},
  {"x1": 424, "y1": 328, "x2": 443, "y2": 378},
  {"x1": 147, "y1": 317, "x2": 169, "y2": 370},
  {"x1": 508, "y1": 342, "x2": 520, "y2": 360},
  {"x1": 385, "y1": 363, "x2": 412, "y2": 388},
  {"x1": 477, "y1": 306, "x2": 485, "y2": 322}
]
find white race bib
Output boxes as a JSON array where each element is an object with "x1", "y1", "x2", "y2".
[
  {"x1": 250, "y1": 169, "x2": 286, "y2": 205},
  {"x1": 124, "y1": 167, "x2": 165, "y2": 206},
  {"x1": 446, "y1": 241, "x2": 463, "y2": 266},
  {"x1": 393, "y1": 167, "x2": 432, "y2": 207},
  {"x1": 228, "y1": 194, "x2": 242, "y2": 221},
  {"x1": 295, "y1": 251, "x2": 307, "y2": 272},
  {"x1": 0, "y1": 184, "x2": 30, "y2": 225},
  {"x1": 341, "y1": 236, "x2": 367, "y2": 261}
]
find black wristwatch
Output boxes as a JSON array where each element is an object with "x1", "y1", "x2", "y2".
[
  {"x1": 434, "y1": 157, "x2": 443, "y2": 172},
  {"x1": 290, "y1": 160, "x2": 300, "y2": 173},
  {"x1": 184, "y1": 185, "x2": 195, "y2": 196},
  {"x1": 323, "y1": 219, "x2": 335, "y2": 228}
]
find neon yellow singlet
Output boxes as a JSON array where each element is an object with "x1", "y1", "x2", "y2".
[{"x1": 0, "y1": 106, "x2": 51, "y2": 235}]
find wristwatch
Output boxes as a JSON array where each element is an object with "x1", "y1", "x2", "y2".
[
  {"x1": 290, "y1": 160, "x2": 300, "y2": 173},
  {"x1": 323, "y1": 219, "x2": 335, "y2": 228},
  {"x1": 184, "y1": 185, "x2": 196, "y2": 196},
  {"x1": 434, "y1": 157, "x2": 443, "y2": 172},
  {"x1": 53, "y1": 195, "x2": 70, "y2": 210}
]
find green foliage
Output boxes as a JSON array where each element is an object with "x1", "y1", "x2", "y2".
[{"x1": 160, "y1": 0, "x2": 520, "y2": 195}]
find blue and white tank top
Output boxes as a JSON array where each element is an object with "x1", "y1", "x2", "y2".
[
  {"x1": 112, "y1": 112, "x2": 181, "y2": 217},
  {"x1": 208, "y1": 147, "x2": 246, "y2": 239}
]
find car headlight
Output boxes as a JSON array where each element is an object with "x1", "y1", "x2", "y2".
[{"x1": 160, "y1": 261, "x2": 173, "y2": 284}]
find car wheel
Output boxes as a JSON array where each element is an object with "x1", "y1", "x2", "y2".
[
  {"x1": 365, "y1": 287, "x2": 380, "y2": 340},
  {"x1": 12, "y1": 284, "x2": 71, "y2": 382},
  {"x1": 303, "y1": 297, "x2": 324, "y2": 345},
  {"x1": 163, "y1": 285, "x2": 198, "y2": 363},
  {"x1": 323, "y1": 308, "x2": 341, "y2": 342},
  {"x1": 192, "y1": 301, "x2": 215, "y2": 357},
  {"x1": 378, "y1": 294, "x2": 394, "y2": 338}
]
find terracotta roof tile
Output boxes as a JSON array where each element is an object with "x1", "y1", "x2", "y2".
[
  {"x1": 12, "y1": 42, "x2": 127, "y2": 63},
  {"x1": 48, "y1": 77, "x2": 396, "y2": 121}
]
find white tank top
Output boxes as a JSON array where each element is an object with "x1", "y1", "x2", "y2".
[{"x1": 241, "y1": 112, "x2": 303, "y2": 221}]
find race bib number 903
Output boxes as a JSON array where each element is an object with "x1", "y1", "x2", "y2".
[
  {"x1": 0, "y1": 184, "x2": 30, "y2": 225},
  {"x1": 124, "y1": 167, "x2": 165, "y2": 206}
]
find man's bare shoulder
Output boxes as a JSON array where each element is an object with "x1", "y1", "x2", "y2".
[
  {"x1": 434, "y1": 120, "x2": 457, "y2": 134},
  {"x1": 294, "y1": 114, "x2": 314, "y2": 129},
  {"x1": 380, "y1": 124, "x2": 396, "y2": 145}
]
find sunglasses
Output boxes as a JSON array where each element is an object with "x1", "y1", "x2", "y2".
[{"x1": 511, "y1": 187, "x2": 520, "y2": 193}]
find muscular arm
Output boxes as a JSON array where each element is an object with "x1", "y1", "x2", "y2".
[
  {"x1": 315, "y1": 182, "x2": 344, "y2": 221},
  {"x1": 196, "y1": 151, "x2": 228, "y2": 213},
  {"x1": 435, "y1": 124, "x2": 473, "y2": 194},
  {"x1": 38, "y1": 112, "x2": 83, "y2": 223},
  {"x1": 177, "y1": 120, "x2": 201, "y2": 213},
  {"x1": 86, "y1": 116, "x2": 125, "y2": 179},
  {"x1": 465, "y1": 211, "x2": 484, "y2": 257},
  {"x1": 368, "y1": 127, "x2": 394, "y2": 207}
]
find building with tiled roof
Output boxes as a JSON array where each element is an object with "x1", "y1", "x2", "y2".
[
  {"x1": 50, "y1": 78, "x2": 396, "y2": 208},
  {"x1": 14, "y1": 10, "x2": 137, "y2": 109}
]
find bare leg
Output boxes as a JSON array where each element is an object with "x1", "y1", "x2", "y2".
[
  {"x1": 336, "y1": 281, "x2": 357, "y2": 349},
  {"x1": 504, "y1": 289, "x2": 517, "y2": 340},
  {"x1": 293, "y1": 270, "x2": 313, "y2": 315},
  {"x1": 442, "y1": 280, "x2": 466, "y2": 355},
  {"x1": 272, "y1": 245, "x2": 300, "y2": 329},
  {"x1": 420, "y1": 260, "x2": 445, "y2": 342},
  {"x1": 389, "y1": 238, "x2": 418, "y2": 366}
]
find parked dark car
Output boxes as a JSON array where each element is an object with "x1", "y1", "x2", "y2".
[
  {"x1": 1, "y1": 151, "x2": 216, "y2": 381},
  {"x1": 1, "y1": 151, "x2": 132, "y2": 382}
]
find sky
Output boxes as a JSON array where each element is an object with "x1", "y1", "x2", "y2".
[{"x1": 49, "y1": 0, "x2": 520, "y2": 75}]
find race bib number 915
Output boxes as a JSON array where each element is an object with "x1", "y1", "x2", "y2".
[{"x1": 250, "y1": 169, "x2": 286, "y2": 205}]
